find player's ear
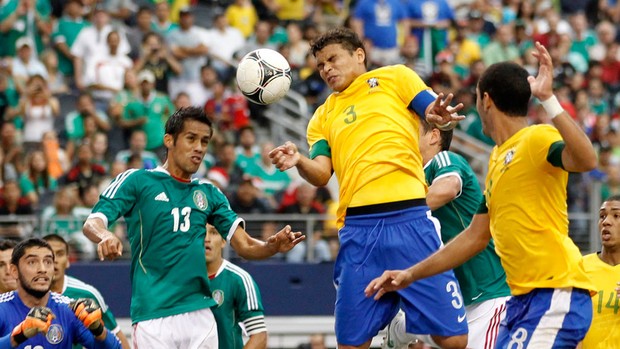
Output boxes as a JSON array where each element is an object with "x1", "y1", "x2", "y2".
[
  {"x1": 9, "y1": 263, "x2": 18, "y2": 280},
  {"x1": 483, "y1": 92, "x2": 493, "y2": 112},
  {"x1": 430, "y1": 128, "x2": 441, "y2": 146},
  {"x1": 355, "y1": 47, "x2": 365, "y2": 64},
  {"x1": 163, "y1": 133, "x2": 173, "y2": 149}
]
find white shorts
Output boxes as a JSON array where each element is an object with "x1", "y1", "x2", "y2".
[
  {"x1": 465, "y1": 296, "x2": 510, "y2": 349},
  {"x1": 132, "y1": 308, "x2": 218, "y2": 349}
]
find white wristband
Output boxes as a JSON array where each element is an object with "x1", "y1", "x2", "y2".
[
  {"x1": 541, "y1": 95, "x2": 563, "y2": 119},
  {"x1": 436, "y1": 121, "x2": 453, "y2": 131}
]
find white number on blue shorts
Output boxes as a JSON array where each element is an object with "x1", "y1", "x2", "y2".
[
  {"x1": 507, "y1": 327, "x2": 528, "y2": 349},
  {"x1": 446, "y1": 281, "x2": 464, "y2": 309}
]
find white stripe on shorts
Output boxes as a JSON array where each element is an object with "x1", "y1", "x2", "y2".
[{"x1": 527, "y1": 287, "x2": 572, "y2": 346}]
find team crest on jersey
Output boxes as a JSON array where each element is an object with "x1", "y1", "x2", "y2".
[
  {"x1": 366, "y1": 77, "x2": 379, "y2": 88},
  {"x1": 46, "y1": 324, "x2": 63, "y2": 344},
  {"x1": 193, "y1": 190, "x2": 208, "y2": 210},
  {"x1": 504, "y1": 149, "x2": 515, "y2": 165},
  {"x1": 213, "y1": 289, "x2": 224, "y2": 307}
]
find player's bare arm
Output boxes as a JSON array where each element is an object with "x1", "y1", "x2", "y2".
[
  {"x1": 424, "y1": 92, "x2": 466, "y2": 129},
  {"x1": 268, "y1": 141, "x2": 332, "y2": 186},
  {"x1": 528, "y1": 41, "x2": 597, "y2": 172},
  {"x1": 426, "y1": 175, "x2": 461, "y2": 210},
  {"x1": 230, "y1": 224, "x2": 305, "y2": 259},
  {"x1": 365, "y1": 213, "x2": 492, "y2": 300},
  {"x1": 83, "y1": 218, "x2": 123, "y2": 261},
  {"x1": 244, "y1": 331, "x2": 267, "y2": 349}
]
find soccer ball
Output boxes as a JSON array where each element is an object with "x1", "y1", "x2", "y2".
[{"x1": 236, "y1": 49, "x2": 292, "y2": 105}]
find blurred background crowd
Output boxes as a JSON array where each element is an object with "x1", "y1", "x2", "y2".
[{"x1": 0, "y1": 0, "x2": 616, "y2": 262}]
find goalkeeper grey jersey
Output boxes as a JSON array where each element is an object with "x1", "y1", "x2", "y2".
[{"x1": 90, "y1": 167, "x2": 243, "y2": 323}]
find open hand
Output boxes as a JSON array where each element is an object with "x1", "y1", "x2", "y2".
[
  {"x1": 364, "y1": 269, "x2": 415, "y2": 300},
  {"x1": 527, "y1": 41, "x2": 554, "y2": 101},
  {"x1": 426, "y1": 92, "x2": 465, "y2": 129}
]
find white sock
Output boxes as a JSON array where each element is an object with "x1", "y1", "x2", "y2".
[
  {"x1": 393, "y1": 313, "x2": 440, "y2": 348},
  {"x1": 392, "y1": 313, "x2": 418, "y2": 345}
]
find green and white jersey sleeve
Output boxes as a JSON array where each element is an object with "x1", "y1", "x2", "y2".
[
  {"x1": 62, "y1": 276, "x2": 120, "y2": 333},
  {"x1": 424, "y1": 151, "x2": 510, "y2": 306},
  {"x1": 210, "y1": 260, "x2": 266, "y2": 349},
  {"x1": 90, "y1": 167, "x2": 244, "y2": 323}
]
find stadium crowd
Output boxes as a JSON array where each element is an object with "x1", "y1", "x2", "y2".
[{"x1": 0, "y1": 0, "x2": 618, "y2": 262}]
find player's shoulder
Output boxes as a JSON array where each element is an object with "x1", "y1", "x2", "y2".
[
  {"x1": 222, "y1": 260, "x2": 256, "y2": 282},
  {"x1": 63, "y1": 276, "x2": 107, "y2": 311},
  {"x1": 193, "y1": 178, "x2": 225, "y2": 196},
  {"x1": 524, "y1": 124, "x2": 560, "y2": 141},
  {"x1": 50, "y1": 292, "x2": 73, "y2": 305},
  {"x1": 431, "y1": 150, "x2": 463, "y2": 168},
  {"x1": 376, "y1": 64, "x2": 419, "y2": 78},
  {"x1": 65, "y1": 276, "x2": 103, "y2": 298},
  {"x1": 0, "y1": 291, "x2": 16, "y2": 305},
  {"x1": 582, "y1": 252, "x2": 601, "y2": 266}
]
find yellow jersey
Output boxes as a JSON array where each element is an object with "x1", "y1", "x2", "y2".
[
  {"x1": 275, "y1": 0, "x2": 305, "y2": 21},
  {"x1": 484, "y1": 125, "x2": 595, "y2": 295},
  {"x1": 581, "y1": 253, "x2": 620, "y2": 349},
  {"x1": 225, "y1": 5, "x2": 258, "y2": 39},
  {"x1": 307, "y1": 65, "x2": 431, "y2": 228}
]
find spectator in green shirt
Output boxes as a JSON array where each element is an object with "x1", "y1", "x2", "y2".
[
  {"x1": 51, "y1": 0, "x2": 90, "y2": 78},
  {"x1": 121, "y1": 70, "x2": 174, "y2": 156},
  {"x1": 0, "y1": 0, "x2": 51, "y2": 57}
]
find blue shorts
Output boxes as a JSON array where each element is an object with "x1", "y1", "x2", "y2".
[
  {"x1": 334, "y1": 206, "x2": 468, "y2": 346},
  {"x1": 496, "y1": 287, "x2": 592, "y2": 348}
]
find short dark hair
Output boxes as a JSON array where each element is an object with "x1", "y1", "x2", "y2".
[
  {"x1": 420, "y1": 119, "x2": 453, "y2": 151},
  {"x1": 165, "y1": 107, "x2": 213, "y2": 143},
  {"x1": 0, "y1": 239, "x2": 17, "y2": 251},
  {"x1": 42, "y1": 234, "x2": 69, "y2": 255},
  {"x1": 604, "y1": 195, "x2": 620, "y2": 203},
  {"x1": 11, "y1": 238, "x2": 54, "y2": 266},
  {"x1": 310, "y1": 27, "x2": 366, "y2": 66},
  {"x1": 478, "y1": 62, "x2": 531, "y2": 117}
]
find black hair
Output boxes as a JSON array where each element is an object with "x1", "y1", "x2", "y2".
[
  {"x1": 420, "y1": 119, "x2": 453, "y2": 151},
  {"x1": 310, "y1": 27, "x2": 366, "y2": 66},
  {"x1": 0, "y1": 239, "x2": 17, "y2": 251},
  {"x1": 478, "y1": 62, "x2": 531, "y2": 117},
  {"x1": 604, "y1": 195, "x2": 620, "y2": 203},
  {"x1": 42, "y1": 234, "x2": 69, "y2": 255},
  {"x1": 165, "y1": 106, "x2": 213, "y2": 143},
  {"x1": 11, "y1": 238, "x2": 54, "y2": 266}
]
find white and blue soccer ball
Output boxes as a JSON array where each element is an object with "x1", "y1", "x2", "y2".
[{"x1": 236, "y1": 48, "x2": 292, "y2": 105}]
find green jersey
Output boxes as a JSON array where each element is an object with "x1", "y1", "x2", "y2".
[
  {"x1": 0, "y1": 0, "x2": 50, "y2": 56},
  {"x1": 424, "y1": 150, "x2": 510, "y2": 306},
  {"x1": 91, "y1": 167, "x2": 243, "y2": 323},
  {"x1": 65, "y1": 110, "x2": 109, "y2": 141},
  {"x1": 52, "y1": 17, "x2": 90, "y2": 75},
  {"x1": 61, "y1": 275, "x2": 120, "y2": 349},
  {"x1": 210, "y1": 260, "x2": 266, "y2": 349}
]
